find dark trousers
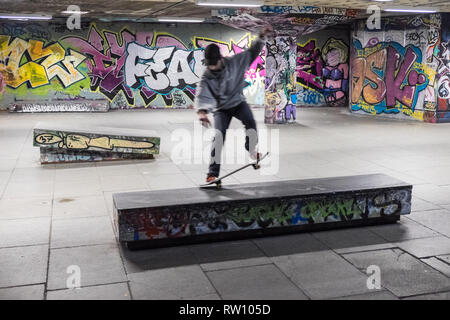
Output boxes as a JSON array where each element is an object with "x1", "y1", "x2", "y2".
[{"x1": 209, "y1": 101, "x2": 258, "y2": 177}]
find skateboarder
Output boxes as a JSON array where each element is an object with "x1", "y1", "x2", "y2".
[{"x1": 195, "y1": 26, "x2": 272, "y2": 183}]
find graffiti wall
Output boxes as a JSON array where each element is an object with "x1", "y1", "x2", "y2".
[
  {"x1": 296, "y1": 27, "x2": 350, "y2": 107},
  {"x1": 264, "y1": 36, "x2": 297, "y2": 124},
  {"x1": 0, "y1": 21, "x2": 265, "y2": 110},
  {"x1": 436, "y1": 13, "x2": 450, "y2": 122},
  {"x1": 350, "y1": 14, "x2": 442, "y2": 122}
]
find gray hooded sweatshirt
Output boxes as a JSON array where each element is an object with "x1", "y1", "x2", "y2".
[{"x1": 194, "y1": 37, "x2": 265, "y2": 113}]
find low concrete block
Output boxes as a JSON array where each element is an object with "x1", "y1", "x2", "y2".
[
  {"x1": 33, "y1": 122, "x2": 160, "y2": 164},
  {"x1": 113, "y1": 174, "x2": 412, "y2": 249}
]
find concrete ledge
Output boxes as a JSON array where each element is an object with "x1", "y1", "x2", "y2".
[
  {"x1": 40, "y1": 148, "x2": 154, "y2": 164},
  {"x1": 113, "y1": 174, "x2": 412, "y2": 250},
  {"x1": 9, "y1": 100, "x2": 109, "y2": 112},
  {"x1": 33, "y1": 122, "x2": 160, "y2": 164}
]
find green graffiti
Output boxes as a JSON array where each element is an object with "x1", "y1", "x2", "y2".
[
  {"x1": 226, "y1": 202, "x2": 293, "y2": 228},
  {"x1": 301, "y1": 198, "x2": 364, "y2": 222}
]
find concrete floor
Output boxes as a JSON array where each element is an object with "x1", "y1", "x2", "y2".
[{"x1": 0, "y1": 107, "x2": 450, "y2": 300}]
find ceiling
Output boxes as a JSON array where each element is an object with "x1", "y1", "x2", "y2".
[{"x1": 0, "y1": 0, "x2": 448, "y2": 20}]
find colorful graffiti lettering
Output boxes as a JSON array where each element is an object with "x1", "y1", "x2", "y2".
[
  {"x1": 62, "y1": 26, "x2": 265, "y2": 108},
  {"x1": 0, "y1": 35, "x2": 86, "y2": 89},
  {"x1": 351, "y1": 40, "x2": 429, "y2": 118}
]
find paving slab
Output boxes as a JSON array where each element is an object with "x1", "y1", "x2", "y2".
[
  {"x1": 343, "y1": 248, "x2": 450, "y2": 297},
  {"x1": 100, "y1": 175, "x2": 149, "y2": 192},
  {"x1": 190, "y1": 240, "x2": 270, "y2": 271},
  {"x1": 253, "y1": 233, "x2": 328, "y2": 257},
  {"x1": 181, "y1": 293, "x2": 222, "y2": 300},
  {"x1": 0, "y1": 245, "x2": 48, "y2": 288},
  {"x1": 53, "y1": 178, "x2": 103, "y2": 198},
  {"x1": 128, "y1": 265, "x2": 216, "y2": 300},
  {"x1": 272, "y1": 250, "x2": 372, "y2": 299},
  {"x1": 368, "y1": 217, "x2": 439, "y2": 242},
  {"x1": 2, "y1": 180, "x2": 54, "y2": 199},
  {"x1": 51, "y1": 216, "x2": 116, "y2": 248},
  {"x1": 0, "y1": 197, "x2": 52, "y2": 220},
  {"x1": 406, "y1": 209, "x2": 450, "y2": 237},
  {"x1": 311, "y1": 228, "x2": 388, "y2": 251},
  {"x1": 395, "y1": 236, "x2": 450, "y2": 258},
  {"x1": 438, "y1": 254, "x2": 450, "y2": 264},
  {"x1": 403, "y1": 291, "x2": 450, "y2": 300},
  {"x1": 0, "y1": 217, "x2": 50, "y2": 248},
  {"x1": 47, "y1": 244, "x2": 127, "y2": 290},
  {"x1": 0, "y1": 284, "x2": 45, "y2": 300},
  {"x1": 46, "y1": 282, "x2": 130, "y2": 300},
  {"x1": 52, "y1": 196, "x2": 109, "y2": 219},
  {"x1": 412, "y1": 184, "x2": 450, "y2": 206},
  {"x1": 421, "y1": 257, "x2": 450, "y2": 277},
  {"x1": 411, "y1": 197, "x2": 442, "y2": 212},
  {"x1": 206, "y1": 264, "x2": 309, "y2": 300},
  {"x1": 332, "y1": 290, "x2": 398, "y2": 300},
  {"x1": 121, "y1": 244, "x2": 199, "y2": 274}
]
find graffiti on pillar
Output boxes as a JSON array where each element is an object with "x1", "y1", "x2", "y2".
[
  {"x1": 435, "y1": 17, "x2": 450, "y2": 122},
  {"x1": 295, "y1": 38, "x2": 349, "y2": 107},
  {"x1": 351, "y1": 39, "x2": 429, "y2": 120},
  {"x1": 0, "y1": 72, "x2": 5, "y2": 94},
  {"x1": 265, "y1": 37, "x2": 296, "y2": 124}
]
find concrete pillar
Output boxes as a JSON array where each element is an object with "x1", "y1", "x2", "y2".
[{"x1": 264, "y1": 36, "x2": 297, "y2": 124}]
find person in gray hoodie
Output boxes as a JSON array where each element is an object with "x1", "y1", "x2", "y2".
[{"x1": 195, "y1": 25, "x2": 272, "y2": 183}]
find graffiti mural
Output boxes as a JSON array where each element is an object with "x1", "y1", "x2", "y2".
[
  {"x1": 296, "y1": 37, "x2": 349, "y2": 107},
  {"x1": 436, "y1": 16, "x2": 450, "y2": 122},
  {"x1": 264, "y1": 36, "x2": 296, "y2": 124},
  {"x1": 351, "y1": 39, "x2": 429, "y2": 120},
  {"x1": 117, "y1": 188, "x2": 411, "y2": 242},
  {"x1": 0, "y1": 35, "x2": 86, "y2": 89},
  {"x1": 214, "y1": 6, "x2": 359, "y2": 37},
  {"x1": 0, "y1": 22, "x2": 266, "y2": 109},
  {"x1": 33, "y1": 126, "x2": 160, "y2": 164}
]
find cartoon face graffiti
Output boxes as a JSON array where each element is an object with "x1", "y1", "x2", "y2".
[{"x1": 321, "y1": 38, "x2": 349, "y2": 104}]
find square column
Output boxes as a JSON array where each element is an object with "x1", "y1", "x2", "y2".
[{"x1": 264, "y1": 36, "x2": 297, "y2": 124}]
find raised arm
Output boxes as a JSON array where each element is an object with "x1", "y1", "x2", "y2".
[{"x1": 231, "y1": 25, "x2": 273, "y2": 69}]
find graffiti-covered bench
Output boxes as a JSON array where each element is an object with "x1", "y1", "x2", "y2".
[
  {"x1": 9, "y1": 100, "x2": 109, "y2": 113},
  {"x1": 33, "y1": 122, "x2": 160, "y2": 164},
  {"x1": 113, "y1": 174, "x2": 412, "y2": 250}
]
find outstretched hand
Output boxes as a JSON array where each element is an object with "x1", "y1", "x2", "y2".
[
  {"x1": 197, "y1": 110, "x2": 211, "y2": 128},
  {"x1": 260, "y1": 25, "x2": 273, "y2": 39}
]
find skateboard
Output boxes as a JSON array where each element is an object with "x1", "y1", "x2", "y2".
[{"x1": 200, "y1": 152, "x2": 270, "y2": 188}]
